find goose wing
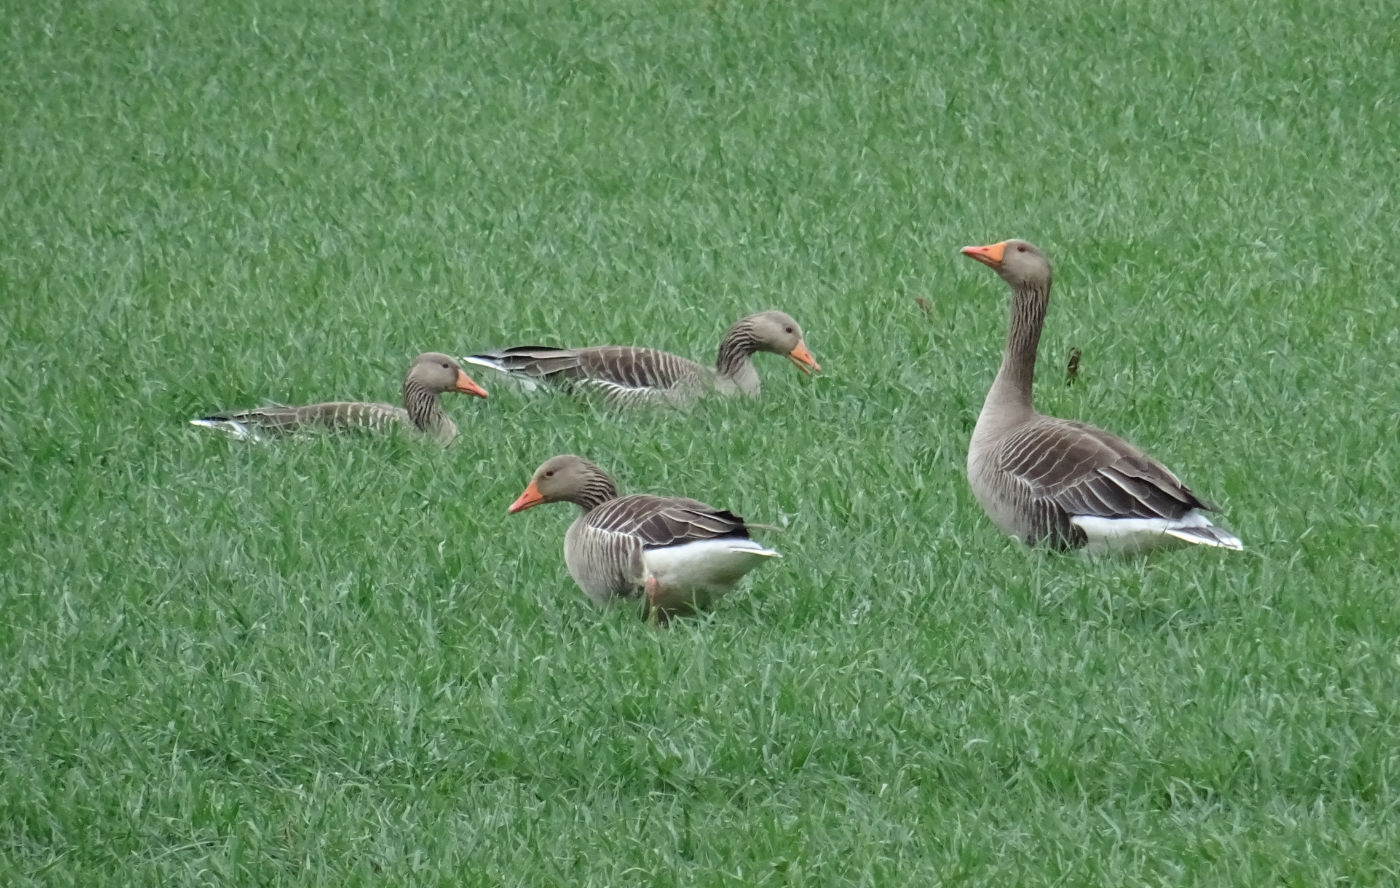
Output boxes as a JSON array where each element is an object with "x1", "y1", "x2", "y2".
[
  {"x1": 584, "y1": 494, "x2": 752, "y2": 549},
  {"x1": 998, "y1": 417, "x2": 1214, "y2": 521}
]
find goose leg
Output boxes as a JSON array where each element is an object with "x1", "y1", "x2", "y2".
[{"x1": 644, "y1": 576, "x2": 671, "y2": 626}]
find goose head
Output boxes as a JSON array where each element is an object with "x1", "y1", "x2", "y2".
[
  {"x1": 747, "y1": 310, "x2": 821, "y2": 374},
  {"x1": 508, "y1": 454, "x2": 614, "y2": 513},
  {"x1": 408, "y1": 352, "x2": 489, "y2": 398},
  {"x1": 960, "y1": 239, "x2": 1052, "y2": 290}
]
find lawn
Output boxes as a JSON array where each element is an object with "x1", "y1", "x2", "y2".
[{"x1": 3, "y1": 0, "x2": 1399, "y2": 883}]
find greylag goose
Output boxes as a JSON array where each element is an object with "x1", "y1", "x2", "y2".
[
  {"x1": 191, "y1": 352, "x2": 488, "y2": 444},
  {"x1": 507, "y1": 454, "x2": 780, "y2": 620},
  {"x1": 960, "y1": 239, "x2": 1242, "y2": 554},
  {"x1": 465, "y1": 310, "x2": 820, "y2": 408}
]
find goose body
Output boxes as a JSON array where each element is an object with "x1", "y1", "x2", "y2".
[
  {"x1": 961, "y1": 240, "x2": 1242, "y2": 554},
  {"x1": 508, "y1": 455, "x2": 780, "y2": 619},
  {"x1": 191, "y1": 352, "x2": 488, "y2": 445},
  {"x1": 466, "y1": 310, "x2": 820, "y2": 408}
]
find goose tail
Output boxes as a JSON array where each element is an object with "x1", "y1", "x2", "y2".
[
  {"x1": 1164, "y1": 524, "x2": 1244, "y2": 551},
  {"x1": 189, "y1": 417, "x2": 263, "y2": 441}
]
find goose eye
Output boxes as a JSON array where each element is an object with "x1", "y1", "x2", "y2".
[
  {"x1": 441, "y1": 361, "x2": 451, "y2": 369},
  {"x1": 1016, "y1": 245, "x2": 1027, "y2": 253},
  {"x1": 544, "y1": 470, "x2": 555, "y2": 478},
  {"x1": 784, "y1": 326, "x2": 794, "y2": 334}
]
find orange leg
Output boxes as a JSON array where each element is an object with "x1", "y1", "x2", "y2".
[{"x1": 644, "y1": 576, "x2": 670, "y2": 626}]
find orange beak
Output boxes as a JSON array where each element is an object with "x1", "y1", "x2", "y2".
[
  {"x1": 960, "y1": 241, "x2": 1007, "y2": 270},
  {"x1": 455, "y1": 369, "x2": 489, "y2": 399},
  {"x1": 787, "y1": 341, "x2": 821, "y2": 375},
  {"x1": 507, "y1": 480, "x2": 544, "y2": 514}
]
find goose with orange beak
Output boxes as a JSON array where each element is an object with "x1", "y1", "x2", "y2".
[
  {"x1": 508, "y1": 454, "x2": 780, "y2": 621},
  {"x1": 960, "y1": 239, "x2": 1242, "y2": 554},
  {"x1": 465, "y1": 310, "x2": 820, "y2": 408},
  {"x1": 191, "y1": 352, "x2": 487, "y2": 445}
]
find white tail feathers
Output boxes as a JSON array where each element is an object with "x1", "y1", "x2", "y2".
[
  {"x1": 460, "y1": 354, "x2": 504, "y2": 371},
  {"x1": 189, "y1": 418, "x2": 264, "y2": 442},
  {"x1": 460, "y1": 355, "x2": 540, "y2": 392},
  {"x1": 1164, "y1": 525, "x2": 1244, "y2": 551},
  {"x1": 1071, "y1": 512, "x2": 1244, "y2": 555}
]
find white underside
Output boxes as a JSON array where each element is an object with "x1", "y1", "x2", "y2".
[
  {"x1": 642, "y1": 539, "x2": 780, "y2": 609},
  {"x1": 1070, "y1": 511, "x2": 1244, "y2": 556},
  {"x1": 189, "y1": 418, "x2": 265, "y2": 442}
]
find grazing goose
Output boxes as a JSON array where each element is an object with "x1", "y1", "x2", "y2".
[
  {"x1": 960, "y1": 239, "x2": 1242, "y2": 554},
  {"x1": 465, "y1": 310, "x2": 821, "y2": 408},
  {"x1": 191, "y1": 352, "x2": 488, "y2": 445},
  {"x1": 508, "y1": 454, "x2": 780, "y2": 620}
]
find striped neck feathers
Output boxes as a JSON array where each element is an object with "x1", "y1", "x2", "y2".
[
  {"x1": 571, "y1": 469, "x2": 620, "y2": 511},
  {"x1": 403, "y1": 377, "x2": 448, "y2": 432},
  {"x1": 986, "y1": 278, "x2": 1051, "y2": 420},
  {"x1": 715, "y1": 319, "x2": 762, "y2": 395}
]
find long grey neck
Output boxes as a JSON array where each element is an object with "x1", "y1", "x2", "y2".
[
  {"x1": 715, "y1": 319, "x2": 762, "y2": 396},
  {"x1": 571, "y1": 469, "x2": 620, "y2": 512},
  {"x1": 984, "y1": 278, "x2": 1051, "y2": 423},
  {"x1": 403, "y1": 377, "x2": 447, "y2": 432}
]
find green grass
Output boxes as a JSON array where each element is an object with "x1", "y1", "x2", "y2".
[{"x1": 4, "y1": 0, "x2": 1400, "y2": 883}]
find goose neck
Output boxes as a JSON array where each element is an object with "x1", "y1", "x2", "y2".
[
  {"x1": 403, "y1": 377, "x2": 446, "y2": 432},
  {"x1": 572, "y1": 472, "x2": 620, "y2": 511},
  {"x1": 715, "y1": 320, "x2": 761, "y2": 394},
  {"x1": 985, "y1": 279, "x2": 1051, "y2": 420}
]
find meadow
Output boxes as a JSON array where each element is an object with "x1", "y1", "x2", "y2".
[{"x1": 3, "y1": 0, "x2": 1400, "y2": 883}]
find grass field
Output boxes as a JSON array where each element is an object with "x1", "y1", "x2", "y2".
[{"x1": 4, "y1": 0, "x2": 1400, "y2": 883}]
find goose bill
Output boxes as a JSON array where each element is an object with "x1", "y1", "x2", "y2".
[
  {"x1": 787, "y1": 342, "x2": 821, "y2": 374},
  {"x1": 960, "y1": 242, "x2": 1007, "y2": 269},
  {"x1": 508, "y1": 481, "x2": 545, "y2": 514},
  {"x1": 455, "y1": 370, "x2": 490, "y2": 398}
]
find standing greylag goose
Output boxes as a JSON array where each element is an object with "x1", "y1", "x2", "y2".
[
  {"x1": 191, "y1": 352, "x2": 488, "y2": 445},
  {"x1": 507, "y1": 454, "x2": 780, "y2": 620},
  {"x1": 960, "y1": 240, "x2": 1242, "y2": 554},
  {"x1": 465, "y1": 310, "x2": 821, "y2": 408}
]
